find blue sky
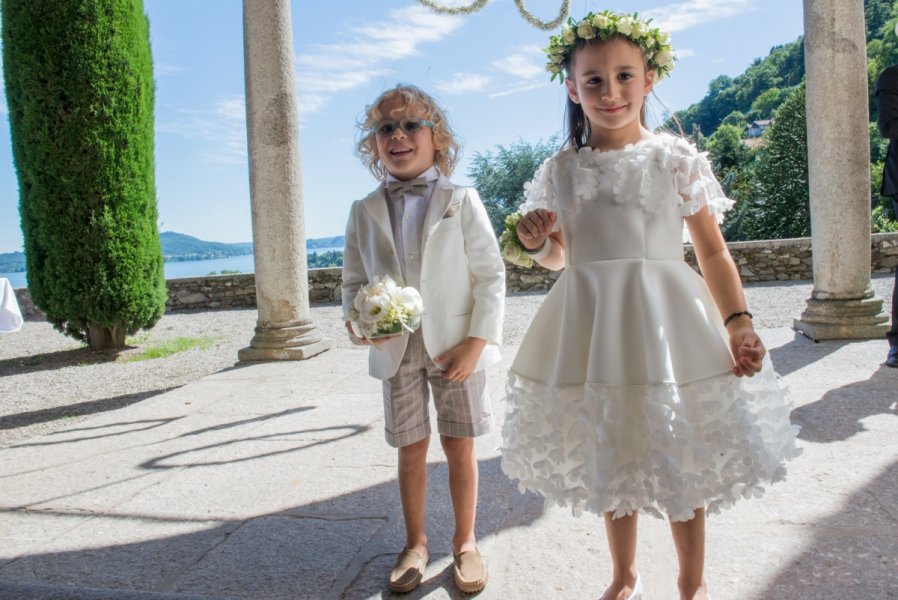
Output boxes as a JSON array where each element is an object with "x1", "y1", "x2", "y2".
[{"x1": 0, "y1": 0, "x2": 804, "y2": 254}]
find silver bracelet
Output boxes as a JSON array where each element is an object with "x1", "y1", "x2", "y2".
[{"x1": 524, "y1": 237, "x2": 552, "y2": 261}]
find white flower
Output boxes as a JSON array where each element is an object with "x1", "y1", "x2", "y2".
[
  {"x1": 631, "y1": 21, "x2": 646, "y2": 38},
  {"x1": 577, "y1": 21, "x2": 596, "y2": 39},
  {"x1": 562, "y1": 24, "x2": 575, "y2": 44},
  {"x1": 501, "y1": 241, "x2": 533, "y2": 268},
  {"x1": 592, "y1": 13, "x2": 609, "y2": 29},
  {"x1": 398, "y1": 287, "x2": 424, "y2": 317},
  {"x1": 656, "y1": 49, "x2": 674, "y2": 68},
  {"x1": 360, "y1": 294, "x2": 390, "y2": 324},
  {"x1": 616, "y1": 17, "x2": 633, "y2": 36}
]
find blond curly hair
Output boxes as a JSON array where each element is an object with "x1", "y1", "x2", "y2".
[{"x1": 355, "y1": 84, "x2": 461, "y2": 179}]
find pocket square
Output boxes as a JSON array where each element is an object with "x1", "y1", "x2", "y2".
[{"x1": 443, "y1": 204, "x2": 461, "y2": 219}]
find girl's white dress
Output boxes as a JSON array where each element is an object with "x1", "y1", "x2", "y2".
[{"x1": 500, "y1": 133, "x2": 801, "y2": 521}]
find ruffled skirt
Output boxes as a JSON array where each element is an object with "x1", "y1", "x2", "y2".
[{"x1": 500, "y1": 355, "x2": 801, "y2": 522}]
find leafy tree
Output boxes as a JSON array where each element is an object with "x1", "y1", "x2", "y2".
[
  {"x1": 468, "y1": 137, "x2": 559, "y2": 235},
  {"x1": 3, "y1": 0, "x2": 165, "y2": 349},
  {"x1": 668, "y1": 39, "x2": 804, "y2": 136},
  {"x1": 740, "y1": 85, "x2": 810, "y2": 240},
  {"x1": 866, "y1": 0, "x2": 896, "y2": 43},
  {"x1": 708, "y1": 125, "x2": 749, "y2": 173},
  {"x1": 750, "y1": 87, "x2": 785, "y2": 119},
  {"x1": 721, "y1": 111, "x2": 748, "y2": 128}
]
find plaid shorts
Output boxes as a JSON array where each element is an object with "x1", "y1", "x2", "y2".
[{"x1": 382, "y1": 328, "x2": 492, "y2": 448}]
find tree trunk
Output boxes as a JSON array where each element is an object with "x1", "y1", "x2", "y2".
[{"x1": 88, "y1": 324, "x2": 125, "y2": 350}]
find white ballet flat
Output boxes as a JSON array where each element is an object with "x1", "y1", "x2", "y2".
[{"x1": 627, "y1": 573, "x2": 643, "y2": 600}]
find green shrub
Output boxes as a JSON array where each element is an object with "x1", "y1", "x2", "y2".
[{"x1": 3, "y1": 0, "x2": 165, "y2": 349}]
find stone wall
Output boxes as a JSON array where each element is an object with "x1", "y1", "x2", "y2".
[{"x1": 13, "y1": 232, "x2": 898, "y2": 315}]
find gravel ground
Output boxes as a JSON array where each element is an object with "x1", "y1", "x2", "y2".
[{"x1": 1, "y1": 275, "x2": 894, "y2": 449}]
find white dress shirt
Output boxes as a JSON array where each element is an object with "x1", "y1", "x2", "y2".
[{"x1": 384, "y1": 165, "x2": 438, "y2": 290}]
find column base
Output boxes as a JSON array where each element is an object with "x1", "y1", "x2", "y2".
[
  {"x1": 793, "y1": 295, "x2": 889, "y2": 341},
  {"x1": 238, "y1": 320, "x2": 332, "y2": 361}
]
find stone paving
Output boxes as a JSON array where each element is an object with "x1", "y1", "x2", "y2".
[{"x1": 0, "y1": 328, "x2": 896, "y2": 599}]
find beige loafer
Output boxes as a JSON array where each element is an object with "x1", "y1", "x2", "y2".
[
  {"x1": 388, "y1": 547, "x2": 428, "y2": 593},
  {"x1": 453, "y1": 549, "x2": 488, "y2": 593}
]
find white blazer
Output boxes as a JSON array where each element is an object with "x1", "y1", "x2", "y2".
[{"x1": 342, "y1": 175, "x2": 505, "y2": 380}]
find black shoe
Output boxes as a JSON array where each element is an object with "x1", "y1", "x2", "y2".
[{"x1": 887, "y1": 344, "x2": 898, "y2": 368}]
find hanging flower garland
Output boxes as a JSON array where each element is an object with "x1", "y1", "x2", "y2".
[
  {"x1": 416, "y1": 0, "x2": 570, "y2": 31},
  {"x1": 415, "y1": 0, "x2": 489, "y2": 15},
  {"x1": 513, "y1": 0, "x2": 570, "y2": 30}
]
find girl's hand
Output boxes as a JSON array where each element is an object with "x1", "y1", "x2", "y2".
[
  {"x1": 517, "y1": 209, "x2": 557, "y2": 250},
  {"x1": 728, "y1": 325, "x2": 765, "y2": 377}
]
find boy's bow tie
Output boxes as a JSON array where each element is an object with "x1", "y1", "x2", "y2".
[{"x1": 387, "y1": 177, "x2": 428, "y2": 198}]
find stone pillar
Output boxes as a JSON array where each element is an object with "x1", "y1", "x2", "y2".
[
  {"x1": 794, "y1": 0, "x2": 889, "y2": 340},
  {"x1": 238, "y1": 0, "x2": 331, "y2": 361}
]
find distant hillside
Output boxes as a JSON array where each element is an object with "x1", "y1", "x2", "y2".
[
  {"x1": 0, "y1": 251, "x2": 25, "y2": 273},
  {"x1": 1, "y1": 233, "x2": 344, "y2": 271},
  {"x1": 672, "y1": 0, "x2": 895, "y2": 138},
  {"x1": 308, "y1": 235, "x2": 344, "y2": 249},
  {"x1": 160, "y1": 231, "x2": 253, "y2": 262}
]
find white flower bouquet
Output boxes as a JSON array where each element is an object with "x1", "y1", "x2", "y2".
[
  {"x1": 498, "y1": 211, "x2": 533, "y2": 268},
  {"x1": 348, "y1": 275, "x2": 424, "y2": 339}
]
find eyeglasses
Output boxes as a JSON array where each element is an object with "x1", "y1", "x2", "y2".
[{"x1": 370, "y1": 119, "x2": 434, "y2": 137}]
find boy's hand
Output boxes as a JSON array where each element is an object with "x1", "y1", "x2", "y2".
[
  {"x1": 344, "y1": 320, "x2": 398, "y2": 346},
  {"x1": 517, "y1": 209, "x2": 557, "y2": 250},
  {"x1": 434, "y1": 337, "x2": 487, "y2": 382},
  {"x1": 728, "y1": 325, "x2": 765, "y2": 377}
]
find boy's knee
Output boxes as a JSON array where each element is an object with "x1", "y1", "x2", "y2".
[
  {"x1": 440, "y1": 434, "x2": 475, "y2": 458},
  {"x1": 398, "y1": 436, "x2": 430, "y2": 459}
]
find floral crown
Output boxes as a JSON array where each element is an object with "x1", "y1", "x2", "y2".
[{"x1": 545, "y1": 11, "x2": 676, "y2": 82}]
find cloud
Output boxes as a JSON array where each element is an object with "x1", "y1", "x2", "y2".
[
  {"x1": 492, "y1": 46, "x2": 545, "y2": 80},
  {"x1": 676, "y1": 49, "x2": 697, "y2": 59},
  {"x1": 295, "y1": 4, "x2": 463, "y2": 116},
  {"x1": 645, "y1": 0, "x2": 755, "y2": 33},
  {"x1": 436, "y1": 73, "x2": 490, "y2": 94},
  {"x1": 154, "y1": 63, "x2": 188, "y2": 77},
  {"x1": 157, "y1": 96, "x2": 247, "y2": 165},
  {"x1": 488, "y1": 81, "x2": 549, "y2": 99}
]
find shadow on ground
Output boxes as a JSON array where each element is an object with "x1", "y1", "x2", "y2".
[
  {"x1": 757, "y1": 458, "x2": 898, "y2": 599},
  {"x1": 0, "y1": 388, "x2": 182, "y2": 434},
  {"x1": 792, "y1": 364, "x2": 898, "y2": 443},
  {"x1": 0, "y1": 453, "x2": 537, "y2": 600}
]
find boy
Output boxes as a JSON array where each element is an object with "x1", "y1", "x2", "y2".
[{"x1": 341, "y1": 84, "x2": 505, "y2": 593}]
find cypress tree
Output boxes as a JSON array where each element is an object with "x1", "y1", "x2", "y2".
[
  {"x1": 741, "y1": 84, "x2": 811, "y2": 241},
  {"x1": 2, "y1": 0, "x2": 165, "y2": 349}
]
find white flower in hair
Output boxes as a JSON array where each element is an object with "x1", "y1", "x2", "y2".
[
  {"x1": 562, "y1": 24, "x2": 576, "y2": 44},
  {"x1": 543, "y1": 11, "x2": 677, "y2": 83},
  {"x1": 577, "y1": 20, "x2": 596, "y2": 39},
  {"x1": 656, "y1": 49, "x2": 675, "y2": 68},
  {"x1": 592, "y1": 13, "x2": 609, "y2": 28},
  {"x1": 616, "y1": 17, "x2": 633, "y2": 35}
]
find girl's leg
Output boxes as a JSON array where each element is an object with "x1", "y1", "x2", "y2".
[
  {"x1": 601, "y1": 511, "x2": 640, "y2": 600},
  {"x1": 440, "y1": 434, "x2": 478, "y2": 554},
  {"x1": 398, "y1": 436, "x2": 430, "y2": 552},
  {"x1": 669, "y1": 508, "x2": 709, "y2": 600}
]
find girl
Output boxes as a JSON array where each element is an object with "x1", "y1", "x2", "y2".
[{"x1": 499, "y1": 12, "x2": 800, "y2": 600}]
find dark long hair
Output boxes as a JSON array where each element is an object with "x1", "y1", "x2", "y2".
[{"x1": 562, "y1": 36, "x2": 649, "y2": 150}]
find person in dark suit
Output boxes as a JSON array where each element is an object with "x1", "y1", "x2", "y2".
[{"x1": 875, "y1": 65, "x2": 898, "y2": 367}]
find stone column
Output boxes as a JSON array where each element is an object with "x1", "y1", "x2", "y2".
[
  {"x1": 238, "y1": 0, "x2": 331, "y2": 361},
  {"x1": 794, "y1": 0, "x2": 889, "y2": 340}
]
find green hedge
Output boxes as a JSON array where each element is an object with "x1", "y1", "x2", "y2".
[{"x1": 3, "y1": 0, "x2": 165, "y2": 345}]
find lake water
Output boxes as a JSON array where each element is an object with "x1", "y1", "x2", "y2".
[{"x1": 0, "y1": 247, "x2": 343, "y2": 290}]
